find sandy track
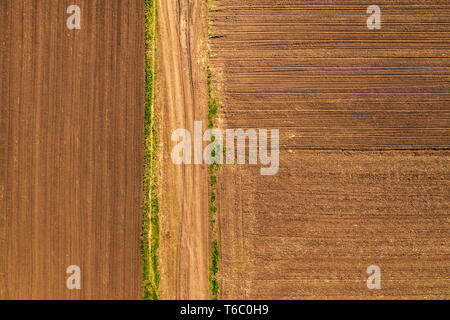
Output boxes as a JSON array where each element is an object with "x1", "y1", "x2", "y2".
[
  {"x1": 0, "y1": 0, "x2": 143, "y2": 299},
  {"x1": 157, "y1": 0, "x2": 210, "y2": 299}
]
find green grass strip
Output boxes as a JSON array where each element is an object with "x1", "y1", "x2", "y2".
[
  {"x1": 143, "y1": 0, "x2": 160, "y2": 300},
  {"x1": 207, "y1": 0, "x2": 220, "y2": 300}
]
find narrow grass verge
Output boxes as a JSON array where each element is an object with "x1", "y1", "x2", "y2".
[
  {"x1": 207, "y1": 0, "x2": 220, "y2": 300},
  {"x1": 143, "y1": 0, "x2": 160, "y2": 300}
]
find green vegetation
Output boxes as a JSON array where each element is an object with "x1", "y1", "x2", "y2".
[
  {"x1": 209, "y1": 239, "x2": 220, "y2": 299},
  {"x1": 143, "y1": 0, "x2": 160, "y2": 300},
  {"x1": 207, "y1": 66, "x2": 219, "y2": 128},
  {"x1": 208, "y1": 89, "x2": 220, "y2": 300},
  {"x1": 206, "y1": 0, "x2": 220, "y2": 300}
]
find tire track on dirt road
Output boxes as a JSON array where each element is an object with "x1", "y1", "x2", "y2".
[{"x1": 157, "y1": 0, "x2": 209, "y2": 299}]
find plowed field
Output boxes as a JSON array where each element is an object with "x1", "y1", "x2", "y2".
[
  {"x1": 0, "y1": 0, "x2": 144, "y2": 299},
  {"x1": 210, "y1": 0, "x2": 450, "y2": 299}
]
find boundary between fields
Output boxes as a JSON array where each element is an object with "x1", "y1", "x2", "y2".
[
  {"x1": 143, "y1": 0, "x2": 160, "y2": 300},
  {"x1": 207, "y1": 0, "x2": 220, "y2": 300}
]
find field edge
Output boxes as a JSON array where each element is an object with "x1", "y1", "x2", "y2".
[{"x1": 142, "y1": 0, "x2": 160, "y2": 300}]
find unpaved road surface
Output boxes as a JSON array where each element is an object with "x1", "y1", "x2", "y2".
[
  {"x1": 157, "y1": 0, "x2": 210, "y2": 299},
  {"x1": 210, "y1": 0, "x2": 449, "y2": 299},
  {"x1": 0, "y1": 0, "x2": 144, "y2": 299}
]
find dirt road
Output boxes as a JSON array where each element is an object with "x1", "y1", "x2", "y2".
[
  {"x1": 157, "y1": 0, "x2": 210, "y2": 299},
  {"x1": 0, "y1": 0, "x2": 144, "y2": 299}
]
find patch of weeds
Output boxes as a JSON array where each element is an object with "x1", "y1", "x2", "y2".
[
  {"x1": 206, "y1": 0, "x2": 222, "y2": 299},
  {"x1": 209, "y1": 239, "x2": 220, "y2": 299},
  {"x1": 143, "y1": 0, "x2": 160, "y2": 300}
]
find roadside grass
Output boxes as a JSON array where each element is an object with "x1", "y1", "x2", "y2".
[
  {"x1": 209, "y1": 239, "x2": 220, "y2": 298},
  {"x1": 207, "y1": 0, "x2": 220, "y2": 300},
  {"x1": 208, "y1": 82, "x2": 220, "y2": 299},
  {"x1": 207, "y1": 66, "x2": 219, "y2": 128},
  {"x1": 143, "y1": 0, "x2": 160, "y2": 300}
]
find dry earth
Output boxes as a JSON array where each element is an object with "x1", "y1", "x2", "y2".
[
  {"x1": 1, "y1": 0, "x2": 448, "y2": 301},
  {"x1": 209, "y1": 0, "x2": 450, "y2": 299},
  {"x1": 0, "y1": 0, "x2": 143, "y2": 299},
  {"x1": 156, "y1": 0, "x2": 210, "y2": 299}
]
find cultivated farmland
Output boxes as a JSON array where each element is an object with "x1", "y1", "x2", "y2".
[
  {"x1": 209, "y1": 0, "x2": 450, "y2": 299},
  {"x1": 0, "y1": 0, "x2": 143, "y2": 299},
  {"x1": 1, "y1": 0, "x2": 448, "y2": 301}
]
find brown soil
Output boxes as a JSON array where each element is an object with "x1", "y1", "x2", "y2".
[
  {"x1": 0, "y1": 0, "x2": 144, "y2": 299},
  {"x1": 209, "y1": 0, "x2": 450, "y2": 299},
  {"x1": 156, "y1": 0, "x2": 210, "y2": 299},
  {"x1": 1, "y1": 0, "x2": 448, "y2": 301}
]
